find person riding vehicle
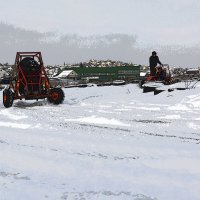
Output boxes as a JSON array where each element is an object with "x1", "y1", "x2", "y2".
[{"x1": 149, "y1": 51, "x2": 163, "y2": 76}]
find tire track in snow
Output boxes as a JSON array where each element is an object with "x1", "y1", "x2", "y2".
[
  {"x1": 140, "y1": 131, "x2": 200, "y2": 143},
  {"x1": 61, "y1": 191, "x2": 157, "y2": 200},
  {"x1": 0, "y1": 171, "x2": 30, "y2": 180},
  {"x1": 0, "y1": 138, "x2": 138, "y2": 162},
  {"x1": 74, "y1": 152, "x2": 138, "y2": 161}
]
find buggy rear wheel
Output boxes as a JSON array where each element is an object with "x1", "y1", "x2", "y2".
[
  {"x1": 48, "y1": 88, "x2": 65, "y2": 105},
  {"x1": 3, "y1": 88, "x2": 14, "y2": 108}
]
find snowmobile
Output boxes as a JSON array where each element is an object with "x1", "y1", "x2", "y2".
[{"x1": 3, "y1": 52, "x2": 65, "y2": 108}]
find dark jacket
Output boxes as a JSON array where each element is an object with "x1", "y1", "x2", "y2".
[{"x1": 149, "y1": 55, "x2": 162, "y2": 68}]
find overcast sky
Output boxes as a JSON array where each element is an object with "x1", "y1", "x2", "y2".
[
  {"x1": 0, "y1": 0, "x2": 200, "y2": 46},
  {"x1": 0, "y1": 0, "x2": 200, "y2": 66}
]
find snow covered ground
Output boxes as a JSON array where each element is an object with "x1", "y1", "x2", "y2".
[{"x1": 0, "y1": 83, "x2": 200, "y2": 200}]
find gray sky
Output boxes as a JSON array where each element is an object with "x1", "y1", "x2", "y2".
[
  {"x1": 0, "y1": 0, "x2": 200, "y2": 45},
  {"x1": 0, "y1": 0, "x2": 200, "y2": 66}
]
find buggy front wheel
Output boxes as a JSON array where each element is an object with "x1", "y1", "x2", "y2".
[{"x1": 47, "y1": 88, "x2": 65, "y2": 105}]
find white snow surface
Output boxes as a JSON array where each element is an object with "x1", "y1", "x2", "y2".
[{"x1": 1, "y1": 83, "x2": 200, "y2": 200}]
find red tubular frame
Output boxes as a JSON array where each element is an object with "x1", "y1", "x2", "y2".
[{"x1": 11, "y1": 52, "x2": 51, "y2": 100}]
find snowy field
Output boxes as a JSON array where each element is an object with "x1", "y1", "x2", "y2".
[{"x1": 0, "y1": 83, "x2": 200, "y2": 200}]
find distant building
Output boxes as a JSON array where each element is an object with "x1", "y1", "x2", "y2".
[
  {"x1": 54, "y1": 70, "x2": 78, "y2": 80},
  {"x1": 65, "y1": 65, "x2": 140, "y2": 82},
  {"x1": 0, "y1": 68, "x2": 10, "y2": 85},
  {"x1": 186, "y1": 69, "x2": 200, "y2": 75},
  {"x1": 49, "y1": 70, "x2": 79, "y2": 87},
  {"x1": 0, "y1": 68, "x2": 9, "y2": 78}
]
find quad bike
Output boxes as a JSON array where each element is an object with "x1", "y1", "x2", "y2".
[
  {"x1": 3, "y1": 52, "x2": 65, "y2": 108},
  {"x1": 139, "y1": 64, "x2": 174, "y2": 93}
]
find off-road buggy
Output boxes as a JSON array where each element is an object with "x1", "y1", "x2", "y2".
[{"x1": 3, "y1": 52, "x2": 65, "y2": 108}]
